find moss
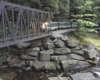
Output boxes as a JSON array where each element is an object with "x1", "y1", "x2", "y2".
[{"x1": 69, "y1": 33, "x2": 100, "y2": 50}]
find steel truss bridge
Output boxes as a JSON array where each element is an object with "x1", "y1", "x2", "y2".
[{"x1": 0, "y1": 1, "x2": 51, "y2": 48}]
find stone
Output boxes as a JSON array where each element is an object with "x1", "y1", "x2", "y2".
[
  {"x1": 8, "y1": 56, "x2": 21, "y2": 65},
  {"x1": 83, "y1": 49, "x2": 97, "y2": 58},
  {"x1": 41, "y1": 37, "x2": 51, "y2": 44},
  {"x1": 73, "y1": 50, "x2": 84, "y2": 55},
  {"x1": 21, "y1": 54, "x2": 37, "y2": 60},
  {"x1": 51, "y1": 33, "x2": 64, "y2": 39},
  {"x1": 68, "y1": 54, "x2": 85, "y2": 60},
  {"x1": 40, "y1": 54, "x2": 50, "y2": 61},
  {"x1": 48, "y1": 77, "x2": 69, "y2": 80},
  {"x1": 96, "y1": 49, "x2": 100, "y2": 57},
  {"x1": 54, "y1": 40, "x2": 65, "y2": 48},
  {"x1": 61, "y1": 36, "x2": 68, "y2": 41},
  {"x1": 33, "y1": 60, "x2": 57, "y2": 70},
  {"x1": 88, "y1": 43, "x2": 96, "y2": 49},
  {"x1": 10, "y1": 61, "x2": 26, "y2": 67},
  {"x1": 66, "y1": 40, "x2": 79, "y2": 48},
  {"x1": 26, "y1": 47, "x2": 40, "y2": 52},
  {"x1": 44, "y1": 43, "x2": 55, "y2": 49},
  {"x1": 40, "y1": 46, "x2": 46, "y2": 51},
  {"x1": 51, "y1": 55, "x2": 68, "y2": 61},
  {"x1": 30, "y1": 39, "x2": 42, "y2": 47},
  {"x1": 54, "y1": 47, "x2": 71, "y2": 54},
  {"x1": 70, "y1": 73, "x2": 97, "y2": 80},
  {"x1": 16, "y1": 42, "x2": 31, "y2": 49},
  {"x1": 29, "y1": 61, "x2": 34, "y2": 66},
  {"x1": 40, "y1": 49, "x2": 54, "y2": 54},
  {"x1": 61, "y1": 60, "x2": 78, "y2": 70},
  {"x1": 27, "y1": 51, "x2": 38, "y2": 57}
]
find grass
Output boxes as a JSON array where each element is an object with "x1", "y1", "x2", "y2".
[{"x1": 69, "y1": 33, "x2": 100, "y2": 50}]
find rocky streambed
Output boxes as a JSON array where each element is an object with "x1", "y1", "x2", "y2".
[{"x1": 0, "y1": 33, "x2": 100, "y2": 80}]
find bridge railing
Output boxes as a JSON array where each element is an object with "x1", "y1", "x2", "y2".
[{"x1": 0, "y1": 1, "x2": 51, "y2": 48}]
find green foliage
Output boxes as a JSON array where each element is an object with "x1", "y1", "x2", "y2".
[{"x1": 71, "y1": 0, "x2": 97, "y2": 36}]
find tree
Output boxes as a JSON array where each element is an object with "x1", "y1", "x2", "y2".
[{"x1": 71, "y1": 0, "x2": 97, "y2": 35}]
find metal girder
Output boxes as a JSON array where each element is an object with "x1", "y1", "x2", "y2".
[{"x1": 0, "y1": 1, "x2": 51, "y2": 48}]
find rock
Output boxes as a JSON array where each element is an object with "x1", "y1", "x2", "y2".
[
  {"x1": 33, "y1": 60, "x2": 57, "y2": 70},
  {"x1": 8, "y1": 56, "x2": 21, "y2": 65},
  {"x1": 51, "y1": 55, "x2": 68, "y2": 61},
  {"x1": 26, "y1": 47, "x2": 40, "y2": 52},
  {"x1": 54, "y1": 40, "x2": 65, "y2": 48},
  {"x1": 73, "y1": 50, "x2": 84, "y2": 55},
  {"x1": 76, "y1": 61, "x2": 89, "y2": 68},
  {"x1": 96, "y1": 49, "x2": 100, "y2": 57},
  {"x1": 51, "y1": 33, "x2": 64, "y2": 39},
  {"x1": 40, "y1": 49, "x2": 54, "y2": 54},
  {"x1": 68, "y1": 54, "x2": 85, "y2": 60},
  {"x1": 88, "y1": 43, "x2": 96, "y2": 49},
  {"x1": 61, "y1": 60, "x2": 78, "y2": 70},
  {"x1": 40, "y1": 54, "x2": 50, "y2": 61},
  {"x1": 16, "y1": 42, "x2": 31, "y2": 49},
  {"x1": 61, "y1": 36, "x2": 68, "y2": 41},
  {"x1": 30, "y1": 39, "x2": 42, "y2": 47},
  {"x1": 44, "y1": 43, "x2": 55, "y2": 49},
  {"x1": 48, "y1": 77, "x2": 69, "y2": 80},
  {"x1": 66, "y1": 40, "x2": 79, "y2": 48},
  {"x1": 10, "y1": 61, "x2": 26, "y2": 67},
  {"x1": 93, "y1": 72, "x2": 100, "y2": 79},
  {"x1": 29, "y1": 61, "x2": 34, "y2": 66},
  {"x1": 27, "y1": 51, "x2": 38, "y2": 57},
  {"x1": 41, "y1": 37, "x2": 51, "y2": 44},
  {"x1": 21, "y1": 54, "x2": 37, "y2": 60},
  {"x1": 83, "y1": 49, "x2": 97, "y2": 58},
  {"x1": 71, "y1": 73, "x2": 97, "y2": 80},
  {"x1": 54, "y1": 47, "x2": 71, "y2": 54}
]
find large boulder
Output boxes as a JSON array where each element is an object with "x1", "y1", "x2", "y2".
[
  {"x1": 40, "y1": 49, "x2": 54, "y2": 54},
  {"x1": 67, "y1": 53, "x2": 85, "y2": 60},
  {"x1": 54, "y1": 40, "x2": 65, "y2": 48},
  {"x1": 54, "y1": 47, "x2": 71, "y2": 54},
  {"x1": 70, "y1": 73, "x2": 98, "y2": 80},
  {"x1": 87, "y1": 43, "x2": 96, "y2": 49},
  {"x1": 40, "y1": 54, "x2": 50, "y2": 61},
  {"x1": 66, "y1": 40, "x2": 79, "y2": 48},
  {"x1": 83, "y1": 49, "x2": 97, "y2": 58},
  {"x1": 33, "y1": 60, "x2": 58, "y2": 70},
  {"x1": 44, "y1": 43, "x2": 55, "y2": 49},
  {"x1": 51, "y1": 55, "x2": 68, "y2": 61},
  {"x1": 16, "y1": 42, "x2": 31, "y2": 49},
  {"x1": 61, "y1": 60, "x2": 78, "y2": 70}
]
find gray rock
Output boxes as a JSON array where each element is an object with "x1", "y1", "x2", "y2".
[
  {"x1": 71, "y1": 73, "x2": 97, "y2": 80},
  {"x1": 48, "y1": 77, "x2": 69, "y2": 80},
  {"x1": 51, "y1": 55, "x2": 68, "y2": 61},
  {"x1": 61, "y1": 60, "x2": 78, "y2": 70},
  {"x1": 83, "y1": 49, "x2": 97, "y2": 58},
  {"x1": 61, "y1": 36, "x2": 68, "y2": 41},
  {"x1": 40, "y1": 54, "x2": 50, "y2": 61},
  {"x1": 29, "y1": 61, "x2": 34, "y2": 66},
  {"x1": 40, "y1": 49, "x2": 54, "y2": 54},
  {"x1": 30, "y1": 39, "x2": 42, "y2": 47},
  {"x1": 88, "y1": 43, "x2": 96, "y2": 49},
  {"x1": 26, "y1": 47, "x2": 40, "y2": 52},
  {"x1": 27, "y1": 51, "x2": 38, "y2": 57},
  {"x1": 40, "y1": 46, "x2": 46, "y2": 51},
  {"x1": 96, "y1": 49, "x2": 100, "y2": 57},
  {"x1": 54, "y1": 40, "x2": 65, "y2": 48},
  {"x1": 8, "y1": 56, "x2": 21, "y2": 65},
  {"x1": 21, "y1": 54, "x2": 37, "y2": 60},
  {"x1": 51, "y1": 33, "x2": 64, "y2": 39},
  {"x1": 54, "y1": 47, "x2": 71, "y2": 54},
  {"x1": 93, "y1": 72, "x2": 100, "y2": 79},
  {"x1": 33, "y1": 60, "x2": 57, "y2": 70},
  {"x1": 44, "y1": 43, "x2": 55, "y2": 49},
  {"x1": 73, "y1": 50, "x2": 84, "y2": 55},
  {"x1": 76, "y1": 61, "x2": 89, "y2": 68},
  {"x1": 66, "y1": 40, "x2": 79, "y2": 48},
  {"x1": 16, "y1": 42, "x2": 31, "y2": 49},
  {"x1": 68, "y1": 54, "x2": 85, "y2": 60}
]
